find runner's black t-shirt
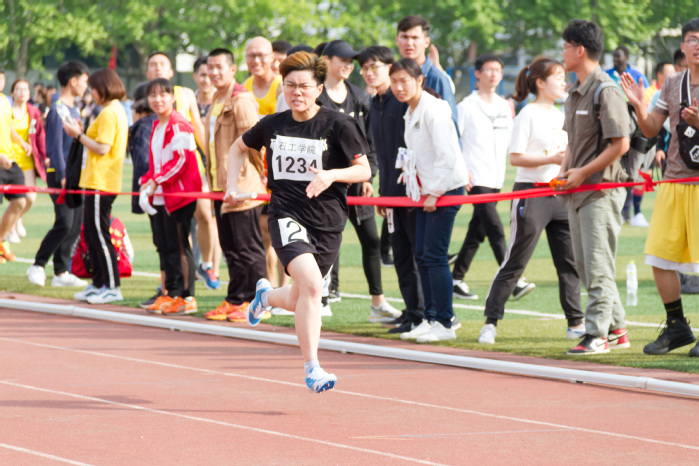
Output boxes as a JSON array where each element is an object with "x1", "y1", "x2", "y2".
[{"x1": 242, "y1": 106, "x2": 368, "y2": 232}]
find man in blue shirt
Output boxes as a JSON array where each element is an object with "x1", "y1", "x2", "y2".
[
  {"x1": 395, "y1": 15, "x2": 458, "y2": 129},
  {"x1": 606, "y1": 45, "x2": 649, "y2": 88},
  {"x1": 27, "y1": 60, "x2": 90, "y2": 288}
]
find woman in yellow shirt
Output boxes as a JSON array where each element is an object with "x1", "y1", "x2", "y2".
[
  {"x1": 8, "y1": 79, "x2": 46, "y2": 242},
  {"x1": 63, "y1": 68, "x2": 128, "y2": 304}
]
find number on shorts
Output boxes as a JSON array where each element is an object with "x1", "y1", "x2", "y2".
[{"x1": 278, "y1": 217, "x2": 309, "y2": 247}]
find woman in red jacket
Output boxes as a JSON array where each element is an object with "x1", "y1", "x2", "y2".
[
  {"x1": 8, "y1": 79, "x2": 46, "y2": 242},
  {"x1": 140, "y1": 78, "x2": 202, "y2": 315}
]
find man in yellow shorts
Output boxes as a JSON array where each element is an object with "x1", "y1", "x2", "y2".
[{"x1": 621, "y1": 17, "x2": 699, "y2": 356}]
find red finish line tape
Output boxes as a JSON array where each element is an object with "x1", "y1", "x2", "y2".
[{"x1": 2, "y1": 173, "x2": 698, "y2": 207}]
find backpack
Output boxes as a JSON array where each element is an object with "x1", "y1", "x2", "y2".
[
  {"x1": 71, "y1": 216, "x2": 133, "y2": 278},
  {"x1": 593, "y1": 81, "x2": 657, "y2": 181}
]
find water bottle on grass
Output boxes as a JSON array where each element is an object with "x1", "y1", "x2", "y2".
[{"x1": 626, "y1": 261, "x2": 638, "y2": 307}]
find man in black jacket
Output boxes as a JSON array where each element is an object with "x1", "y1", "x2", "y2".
[
  {"x1": 317, "y1": 40, "x2": 400, "y2": 323},
  {"x1": 358, "y1": 45, "x2": 426, "y2": 333}
]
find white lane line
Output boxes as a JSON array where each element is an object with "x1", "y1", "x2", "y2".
[
  {"x1": 3, "y1": 336, "x2": 699, "y2": 452},
  {"x1": 0, "y1": 381, "x2": 444, "y2": 466},
  {"x1": 340, "y1": 293, "x2": 693, "y2": 331},
  {"x1": 0, "y1": 443, "x2": 93, "y2": 465},
  {"x1": 12, "y1": 256, "x2": 675, "y2": 330}
]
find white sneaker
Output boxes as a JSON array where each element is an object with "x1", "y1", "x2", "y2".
[
  {"x1": 400, "y1": 319, "x2": 433, "y2": 340},
  {"x1": 416, "y1": 321, "x2": 457, "y2": 342},
  {"x1": 320, "y1": 302, "x2": 332, "y2": 317},
  {"x1": 479, "y1": 323, "x2": 497, "y2": 344},
  {"x1": 74, "y1": 284, "x2": 100, "y2": 301},
  {"x1": 87, "y1": 287, "x2": 123, "y2": 304},
  {"x1": 15, "y1": 219, "x2": 26, "y2": 238},
  {"x1": 27, "y1": 265, "x2": 46, "y2": 286},
  {"x1": 6, "y1": 230, "x2": 20, "y2": 244},
  {"x1": 368, "y1": 301, "x2": 402, "y2": 323},
  {"x1": 629, "y1": 212, "x2": 649, "y2": 227},
  {"x1": 52, "y1": 272, "x2": 88, "y2": 288},
  {"x1": 270, "y1": 306, "x2": 294, "y2": 316}
]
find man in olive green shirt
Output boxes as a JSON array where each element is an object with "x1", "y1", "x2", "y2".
[{"x1": 559, "y1": 19, "x2": 631, "y2": 355}]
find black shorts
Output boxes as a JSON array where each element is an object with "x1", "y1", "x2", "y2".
[
  {"x1": 268, "y1": 212, "x2": 342, "y2": 278},
  {"x1": 0, "y1": 162, "x2": 27, "y2": 202}
]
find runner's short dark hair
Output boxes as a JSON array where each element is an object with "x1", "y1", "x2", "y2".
[{"x1": 279, "y1": 51, "x2": 327, "y2": 85}]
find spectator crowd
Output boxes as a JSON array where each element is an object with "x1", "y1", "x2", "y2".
[{"x1": 1, "y1": 15, "x2": 699, "y2": 392}]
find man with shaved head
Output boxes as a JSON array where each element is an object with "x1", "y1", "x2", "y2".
[
  {"x1": 243, "y1": 37, "x2": 282, "y2": 116},
  {"x1": 243, "y1": 37, "x2": 285, "y2": 296}
]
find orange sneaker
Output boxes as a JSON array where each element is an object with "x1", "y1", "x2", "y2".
[
  {"x1": 147, "y1": 295, "x2": 174, "y2": 314},
  {"x1": 205, "y1": 301, "x2": 246, "y2": 321},
  {"x1": 226, "y1": 307, "x2": 249, "y2": 322},
  {"x1": 162, "y1": 296, "x2": 197, "y2": 315},
  {"x1": 0, "y1": 241, "x2": 16, "y2": 261}
]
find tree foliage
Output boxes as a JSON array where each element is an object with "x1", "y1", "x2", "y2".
[{"x1": 0, "y1": 0, "x2": 691, "y2": 78}]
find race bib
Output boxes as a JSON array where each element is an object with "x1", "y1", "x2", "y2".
[
  {"x1": 270, "y1": 135, "x2": 325, "y2": 181},
  {"x1": 278, "y1": 217, "x2": 309, "y2": 246}
]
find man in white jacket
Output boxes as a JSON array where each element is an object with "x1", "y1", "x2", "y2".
[{"x1": 451, "y1": 54, "x2": 534, "y2": 301}]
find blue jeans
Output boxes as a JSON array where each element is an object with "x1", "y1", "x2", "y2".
[{"x1": 414, "y1": 187, "x2": 464, "y2": 327}]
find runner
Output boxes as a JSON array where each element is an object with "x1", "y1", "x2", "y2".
[{"x1": 224, "y1": 51, "x2": 371, "y2": 393}]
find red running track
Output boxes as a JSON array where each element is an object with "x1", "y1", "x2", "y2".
[{"x1": 1, "y1": 307, "x2": 699, "y2": 465}]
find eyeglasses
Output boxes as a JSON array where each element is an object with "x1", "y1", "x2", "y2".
[
  {"x1": 283, "y1": 82, "x2": 318, "y2": 92},
  {"x1": 561, "y1": 43, "x2": 580, "y2": 52},
  {"x1": 684, "y1": 37, "x2": 699, "y2": 48},
  {"x1": 359, "y1": 63, "x2": 388, "y2": 75},
  {"x1": 246, "y1": 53, "x2": 272, "y2": 62}
]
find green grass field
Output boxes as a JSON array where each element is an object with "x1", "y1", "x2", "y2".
[{"x1": 3, "y1": 162, "x2": 699, "y2": 374}]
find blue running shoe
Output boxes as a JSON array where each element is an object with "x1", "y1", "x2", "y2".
[
  {"x1": 305, "y1": 366, "x2": 337, "y2": 393},
  {"x1": 246, "y1": 278, "x2": 272, "y2": 326},
  {"x1": 196, "y1": 264, "x2": 221, "y2": 290}
]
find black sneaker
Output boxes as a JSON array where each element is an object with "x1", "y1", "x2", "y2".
[
  {"x1": 689, "y1": 340, "x2": 699, "y2": 357},
  {"x1": 643, "y1": 319, "x2": 696, "y2": 355},
  {"x1": 328, "y1": 288, "x2": 341, "y2": 303},
  {"x1": 388, "y1": 319, "x2": 417, "y2": 334},
  {"x1": 380, "y1": 253, "x2": 394, "y2": 267},
  {"x1": 453, "y1": 281, "x2": 478, "y2": 300},
  {"x1": 140, "y1": 286, "x2": 163, "y2": 309},
  {"x1": 381, "y1": 311, "x2": 406, "y2": 329}
]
